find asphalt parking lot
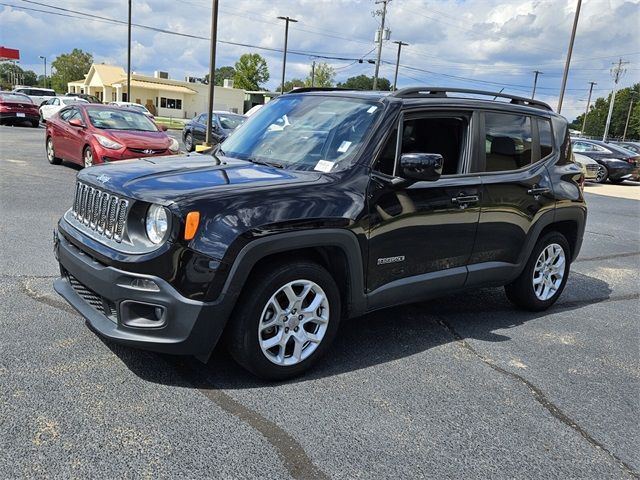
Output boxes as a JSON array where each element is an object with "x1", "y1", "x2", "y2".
[{"x1": 0, "y1": 124, "x2": 638, "y2": 479}]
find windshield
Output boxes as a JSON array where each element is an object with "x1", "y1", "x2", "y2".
[
  {"x1": 218, "y1": 113, "x2": 245, "y2": 130},
  {"x1": 86, "y1": 107, "x2": 159, "y2": 131},
  {"x1": 0, "y1": 93, "x2": 33, "y2": 103},
  {"x1": 221, "y1": 95, "x2": 383, "y2": 172}
]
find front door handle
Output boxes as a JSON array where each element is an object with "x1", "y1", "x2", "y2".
[{"x1": 451, "y1": 194, "x2": 479, "y2": 209}]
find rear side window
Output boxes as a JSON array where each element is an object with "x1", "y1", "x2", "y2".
[
  {"x1": 484, "y1": 112, "x2": 532, "y2": 172},
  {"x1": 538, "y1": 118, "x2": 554, "y2": 158}
]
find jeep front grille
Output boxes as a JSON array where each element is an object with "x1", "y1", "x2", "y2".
[{"x1": 72, "y1": 182, "x2": 129, "y2": 242}]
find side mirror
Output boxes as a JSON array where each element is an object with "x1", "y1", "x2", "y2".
[
  {"x1": 69, "y1": 118, "x2": 84, "y2": 128},
  {"x1": 159, "y1": 124, "x2": 168, "y2": 132},
  {"x1": 399, "y1": 153, "x2": 443, "y2": 182}
]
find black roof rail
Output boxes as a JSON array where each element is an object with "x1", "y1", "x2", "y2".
[
  {"x1": 286, "y1": 87, "x2": 349, "y2": 94},
  {"x1": 391, "y1": 87, "x2": 553, "y2": 111}
]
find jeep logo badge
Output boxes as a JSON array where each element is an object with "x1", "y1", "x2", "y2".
[{"x1": 96, "y1": 174, "x2": 110, "y2": 184}]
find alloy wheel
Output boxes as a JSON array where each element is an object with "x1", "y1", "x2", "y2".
[
  {"x1": 595, "y1": 165, "x2": 607, "y2": 183},
  {"x1": 258, "y1": 279, "x2": 330, "y2": 366},
  {"x1": 47, "y1": 138, "x2": 55, "y2": 162},
  {"x1": 84, "y1": 148, "x2": 93, "y2": 167},
  {"x1": 185, "y1": 133, "x2": 193, "y2": 151},
  {"x1": 532, "y1": 243, "x2": 565, "y2": 301}
]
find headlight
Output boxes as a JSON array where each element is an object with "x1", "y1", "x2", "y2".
[
  {"x1": 168, "y1": 138, "x2": 180, "y2": 153},
  {"x1": 94, "y1": 134, "x2": 123, "y2": 150},
  {"x1": 145, "y1": 204, "x2": 169, "y2": 244}
]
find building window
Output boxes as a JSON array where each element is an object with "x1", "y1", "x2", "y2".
[
  {"x1": 112, "y1": 92, "x2": 116, "y2": 101},
  {"x1": 160, "y1": 97, "x2": 182, "y2": 110}
]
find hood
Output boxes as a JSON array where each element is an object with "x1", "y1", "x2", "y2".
[
  {"x1": 99, "y1": 129, "x2": 171, "y2": 150},
  {"x1": 78, "y1": 154, "x2": 322, "y2": 205}
]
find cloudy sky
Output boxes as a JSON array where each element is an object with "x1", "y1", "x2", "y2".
[{"x1": 1, "y1": 0, "x2": 639, "y2": 120}]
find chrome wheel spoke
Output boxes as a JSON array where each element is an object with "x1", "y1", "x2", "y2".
[
  {"x1": 258, "y1": 278, "x2": 330, "y2": 366},
  {"x1": 532, "y1": 242, "x2": 566, "y2": 301}
]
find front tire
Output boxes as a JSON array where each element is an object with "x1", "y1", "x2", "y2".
[
  {"x1": 83, "y1": 146, "x2": 94, "y2": 168},
  {"x1": 184, "y1": 132, "x2": 194, "y2": 152},
  {"x1": 595, "y1": 164, "x2": 609, "y2": 183},
  {"x1": 505, "y1": 232, "x2": 570, "y2": 311},
  {"x1": 227, "y1": 261, "x2": 341, "y2": 380},
  {"x1": 46, "y1": 137, "x2": 61, "y2": 165}
]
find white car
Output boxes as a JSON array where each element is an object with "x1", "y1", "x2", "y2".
[
  {"x1": 108, "y1": 101, "x2": 154, "y2": 119},
  {"x1": 573, "y1": 153, "x2": 601, "y2": 182},
  {"x1": 39, "y1": 96, "x2": 89, "y2": 122},
  {"x1": 11, "y1": 86, "x2": 56, "y2": 106}
]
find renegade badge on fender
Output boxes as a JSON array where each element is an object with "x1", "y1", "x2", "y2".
[{"x1": 54, "y1": 87, "x2": 587, "y2": 380}]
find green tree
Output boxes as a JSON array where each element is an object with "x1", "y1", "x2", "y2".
[
  {"x1": 204, "y1": 66, "x2": 236, "y2": 86},
  {"x1": 571, "y1": 84, "x2": 640, "y2": 139},
  {"x1": 0, "y1": 62, "x2": 38, "y2": 88},
  {"x1": 305, "y1": 62, "x2": 335, "y2": 87},
  {"x1": 336, "y1": 74, "x2": 391, "y2": 91},
  {"x1": 277, "y1": 78, "x2": 305, "y2": 92},
  {"x1": 50, "y1": 48, "x2": 93, "y2": 93},
  {"x1": 233, "y1": 54, "x2": 269, "y2": 91}
]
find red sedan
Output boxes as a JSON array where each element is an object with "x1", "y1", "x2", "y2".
[
  {"x1": 0, "y1": 92, "x2": 40, "y2": 127},
  {"x1": 45, "y1": 104, "x2": 179, "y2": 167}
]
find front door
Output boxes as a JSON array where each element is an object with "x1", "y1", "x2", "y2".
[{"x1": 366, "y1": 110, "x2": 481, "y2": 308}]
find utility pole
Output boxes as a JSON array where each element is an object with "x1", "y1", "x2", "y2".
[
  {"x1": 127, "y1": 0, "x2": 132, "y2": 102},
  {"x1": 372, "y1": 0, "x2": 390, "y2": 90},
  {"x1": 580, "y1": 81, "x2": 596, "y2": 136},
  {"x1": 205, "y1": 0, "x2": 219, "y2": 146},
  {"x1": 392, "y1": 41, "x2": 408, "y2": 91},
  {"x1": 531, "y1": 70, "x2": 542, "y2": 99},
  {"x1": 557, "y1": 0, "x2": 582, "y2": 113},
  {"x1": 311, "y1": 61, "x2": 316, "y2": 87},
  {"x1": 278, "y1": 16, "x2": 298, "y2": 94},
  {"x1": 603, "y1": 58, "x2": 628, "y2": 141},
  {"x1": 39, "y1": 56, "x2": 47, "y2": 88},
  {"x1": 622, "y1": 92, "x2": 637, "y2": 141}
]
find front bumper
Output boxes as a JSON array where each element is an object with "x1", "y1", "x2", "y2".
[{"x1": 53, "y1": 228, "x2": 229, "y2": 357}]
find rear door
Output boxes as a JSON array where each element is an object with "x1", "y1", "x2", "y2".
[{"x1": 466, "y1": 111, "x2": 556, "y2": 284}]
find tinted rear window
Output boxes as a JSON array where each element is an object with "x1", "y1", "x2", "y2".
[{"x1": 0, "y1": 93, "x2": 33, "y2": 103}]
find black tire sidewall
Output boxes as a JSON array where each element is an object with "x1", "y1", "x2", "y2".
[
  {"x1": 506, "y1": 232, "x2": 571, "y2": 311},
  {"x1": 228, "y1": 262, "x2": 341, "y2": 380}
]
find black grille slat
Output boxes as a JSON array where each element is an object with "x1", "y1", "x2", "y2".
[
  {"x1": 70, "y1": 182, "x2": 129, "y2": 243},
  {"x1": 67, "y1": 273, "x2": 117, "y2": 322}
]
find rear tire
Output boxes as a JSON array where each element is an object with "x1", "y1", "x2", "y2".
[
  {"x1": 46, "y1": 137, "x2": 61, "y2": 165},
  {"x1": 31, "y1": 120, "x2": 39, "y2": 128},
  {"x1": 609, "y1": 178, "x2": 625, "y2": 184},
  {"x1": 505, "y1": 232, "x2": 570, "y2": 311},
  {"x1": 227, "y1": 261, "x2": 341, "y2": 380}
]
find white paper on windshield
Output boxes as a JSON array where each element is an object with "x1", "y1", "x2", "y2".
[
  {"x1": 337, "y1": 141, "x2": 352, "y2": 153},
  {"x1": 367, "y1": 106, "x2": 378, "y2": 114},
  {"x1": 314, "y1": 160, "x2": 335, "y2": 173}
]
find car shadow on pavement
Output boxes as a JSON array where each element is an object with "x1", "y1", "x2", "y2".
[{"x1": 103, "y1": 270, "x2": 612, "y2": 389}]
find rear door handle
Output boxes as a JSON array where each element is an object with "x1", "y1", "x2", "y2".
[{"x1": 527, "y1": 187, "x2": 550, "y2": 196}]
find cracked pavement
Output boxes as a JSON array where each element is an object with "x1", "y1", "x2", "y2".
[{"x1": 0, "y1": 125, "x2": 638, "y2": 479}]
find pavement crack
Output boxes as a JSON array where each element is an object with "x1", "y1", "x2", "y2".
[
  {"x1": 176, "y1": 362, "x2": 329, "y2": 480},
  {"x1": 435, "y1": 315, "x2": 639, "y2": 479},
  {"x1": 575, "y1": 251, "x2": 640, "y2": 263},
  {"x1": 19, "y1": 278, "x2": 76, "y2": 315}
]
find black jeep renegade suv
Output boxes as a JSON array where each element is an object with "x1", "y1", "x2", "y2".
[{"x1": 53, "y1": 87, "x2": 587, "y2": 379}]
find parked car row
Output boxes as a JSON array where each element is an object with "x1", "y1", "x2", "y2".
[
  {"x1": 182, "y1": 111, "x2": 247, "y2": 151},
  {"x1": 571, "y1": 138, "x2": 640, "y2": 184}
]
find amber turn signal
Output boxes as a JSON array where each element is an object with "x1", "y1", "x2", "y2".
[{"x1": 184, "y1": 211, "x2": 200, "y2": 240}]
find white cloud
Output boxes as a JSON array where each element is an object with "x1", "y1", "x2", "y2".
[{"x1": 2, "y1": 0, "x2": 638, "y2": 120}]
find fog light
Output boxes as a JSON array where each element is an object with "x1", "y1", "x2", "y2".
[{"x1": 129, "y1": 278, "x2": 160, "y2": 292}]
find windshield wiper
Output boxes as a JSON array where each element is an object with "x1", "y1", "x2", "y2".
[{"x1": 248, "y1": 158, "x2": 284, "y2": 169}]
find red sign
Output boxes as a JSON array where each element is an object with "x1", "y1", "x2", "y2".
[{"x1": 0, "y1": 47, "x2": 20, "y2": 61}]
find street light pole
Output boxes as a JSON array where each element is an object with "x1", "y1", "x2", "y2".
[
  {"x1": 39, "y1": 56, "x2": 47, "y2": 88},
  {"x1": 603, "y1": 58, "x2": 628, "y2": 142},
  {"x1": 278, "y1": 16, "x2": 298, "y2": 94},
  {"x1": 127, "y1": 0, "x2": 132, "y2": 102},
  {"x1": 557, "y1": 0, "x2": 582, "y2": 113},
  {"x1": 373, "y1": 0, "x2": 390, "y2": 91},
  {"x1": 205, "y1": 0, "x2": 219, "y2": 147},
  {"x1": 392, "y1": 41, "x2": 408, "y2": 91},
  {"x1": 580, "y1": 81, "x2": 596, "y2": 136},
  {"x1": 531, "y1": 70, "x2": 542, "y2": 99}
]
